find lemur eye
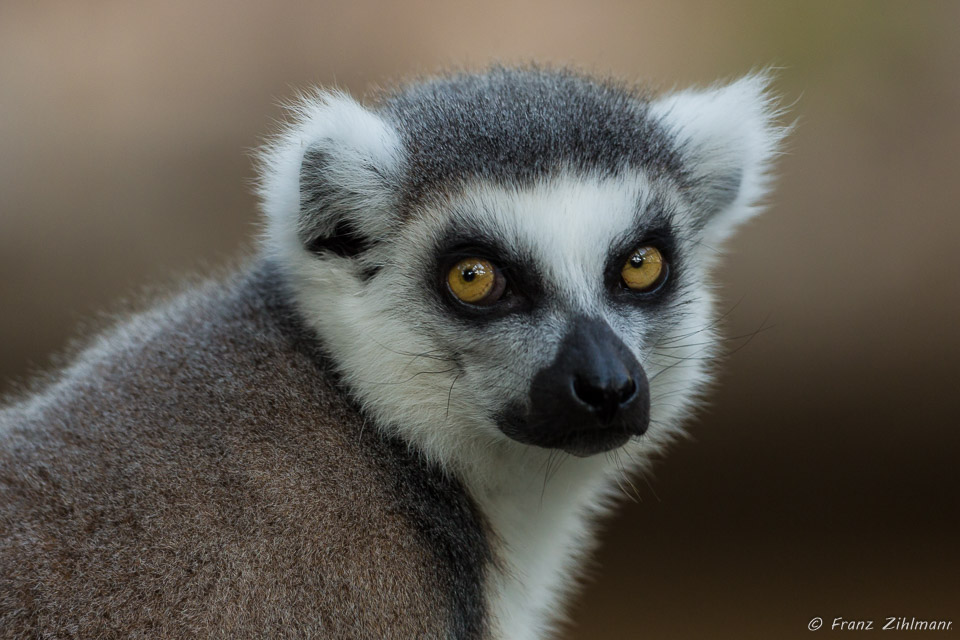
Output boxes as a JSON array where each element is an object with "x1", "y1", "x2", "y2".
[
  {"x1": 447, "y1": 258, "x2": 506, "y2": 306},
  {"x1": 620, "y1": 246, "x2": 667, "y2": 292}
]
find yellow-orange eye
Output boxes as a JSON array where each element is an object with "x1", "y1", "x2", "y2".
[
  {"x1": 621, "y1": 246, "x2": 666, "y2": 292},
  {"x1": 446, "y1": 258, "x2": 505, "y2": 305}
]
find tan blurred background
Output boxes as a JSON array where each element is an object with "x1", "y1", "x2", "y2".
[{"x1": 1, "y1": 1, "x2": 958, "y2": 637}]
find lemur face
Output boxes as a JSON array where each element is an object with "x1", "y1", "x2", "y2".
[
  {"x1": 377, "y1": 176, "x2": 690, "y2": 457},
  {"x1": 259, "y1": 68, "x2": 783, "y2": 467}
]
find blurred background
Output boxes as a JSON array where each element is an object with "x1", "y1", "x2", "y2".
[{"x1": 1, "y1": 1, "x2": 957, "y2": 637}]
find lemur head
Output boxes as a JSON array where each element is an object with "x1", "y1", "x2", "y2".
[{"x1": 259, "y1": 67, "x2": 784, "y2": 470}]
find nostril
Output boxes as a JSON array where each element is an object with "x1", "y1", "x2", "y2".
[
  {"x1": 573, "y1": 377, "x2": 606, "y2": 410},
  {"x1": 617, "y1": 377, "x2": 637, "y2": 404}
]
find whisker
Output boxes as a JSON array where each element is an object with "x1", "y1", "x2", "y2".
[{"x1": 446, "y1": 370, "x2": 464, "y2": 419}]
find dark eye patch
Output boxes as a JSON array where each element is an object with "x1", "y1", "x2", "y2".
[{"x1": 432, "y1": 235, "x2": 543, "y2": 321}]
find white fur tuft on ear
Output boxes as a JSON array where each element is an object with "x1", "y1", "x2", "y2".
[
  {"x1": 255, "y1": 90, "x2": 402, "y2": 258},
  {"x1": 651, "y1": 72, "x2": 789, "y2": 242}
]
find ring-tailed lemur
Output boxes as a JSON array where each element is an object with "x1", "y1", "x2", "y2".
[{"x1": 0, "y1": 67, "x2": 785, "y2": 638}]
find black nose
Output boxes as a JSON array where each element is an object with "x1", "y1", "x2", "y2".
[
  {"x1": 495, "y1": 315, "x2": 650, "y2": 457},
  {"x1": 573, "y1": 374, "x2": 638, "y2": 423},
  {"x1": 562, "y1": 317, "x2": 643, "y2": 426}
]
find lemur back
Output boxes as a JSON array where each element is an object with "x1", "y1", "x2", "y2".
[{"x1": 0, "y1": 265, "x2": 489, "y2": 638}]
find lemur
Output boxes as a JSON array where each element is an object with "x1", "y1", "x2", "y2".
[{"x1": 0, "y1": 67, "x2": 785, "y2": 639}]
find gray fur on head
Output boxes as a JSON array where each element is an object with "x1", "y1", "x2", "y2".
[{"x1": 378, "y1": 67, "x2": 685, "y2": 206}]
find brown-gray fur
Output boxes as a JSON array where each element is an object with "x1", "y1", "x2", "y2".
[{"x1": 0, "y1": 261, "x2": 490, "y2": 639}]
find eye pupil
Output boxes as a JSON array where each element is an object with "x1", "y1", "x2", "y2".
[
  {"x1": 629, "y1": 254, "x2": 644, "y2": 268},
  {"x1": 462, "y1": 269, "x2": 476, "y2": 282}
]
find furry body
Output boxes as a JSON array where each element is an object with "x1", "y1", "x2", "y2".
[
  {"x1": 0, "y1": 265, "x2": 488, "y2": 638},
  {"x1": 0, "y1": 67, "x2": 783, "y2": 638}
]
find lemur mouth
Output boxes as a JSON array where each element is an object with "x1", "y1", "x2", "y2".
[
  {"x1": 558, "y1": 428, "x2": 637, "y2": 457},
  {"x1": 495, "y1": 408, "x2": 646, "y2": 457}
]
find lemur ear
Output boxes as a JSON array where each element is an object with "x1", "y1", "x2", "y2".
[
  {"x1": 257, "y1": 90, "x2": 402, "y2": 258},
  {"x1": 651, "y1": 73, "x2": 787, "y2": 243}
]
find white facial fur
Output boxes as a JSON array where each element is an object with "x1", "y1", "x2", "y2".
[{"x1": 258, "y1": 71, "x2": 785, "y2": 638}]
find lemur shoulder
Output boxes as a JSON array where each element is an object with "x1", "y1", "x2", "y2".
[{"x1": 0, "y1": 67, "x2": 785, "y2": 639}]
